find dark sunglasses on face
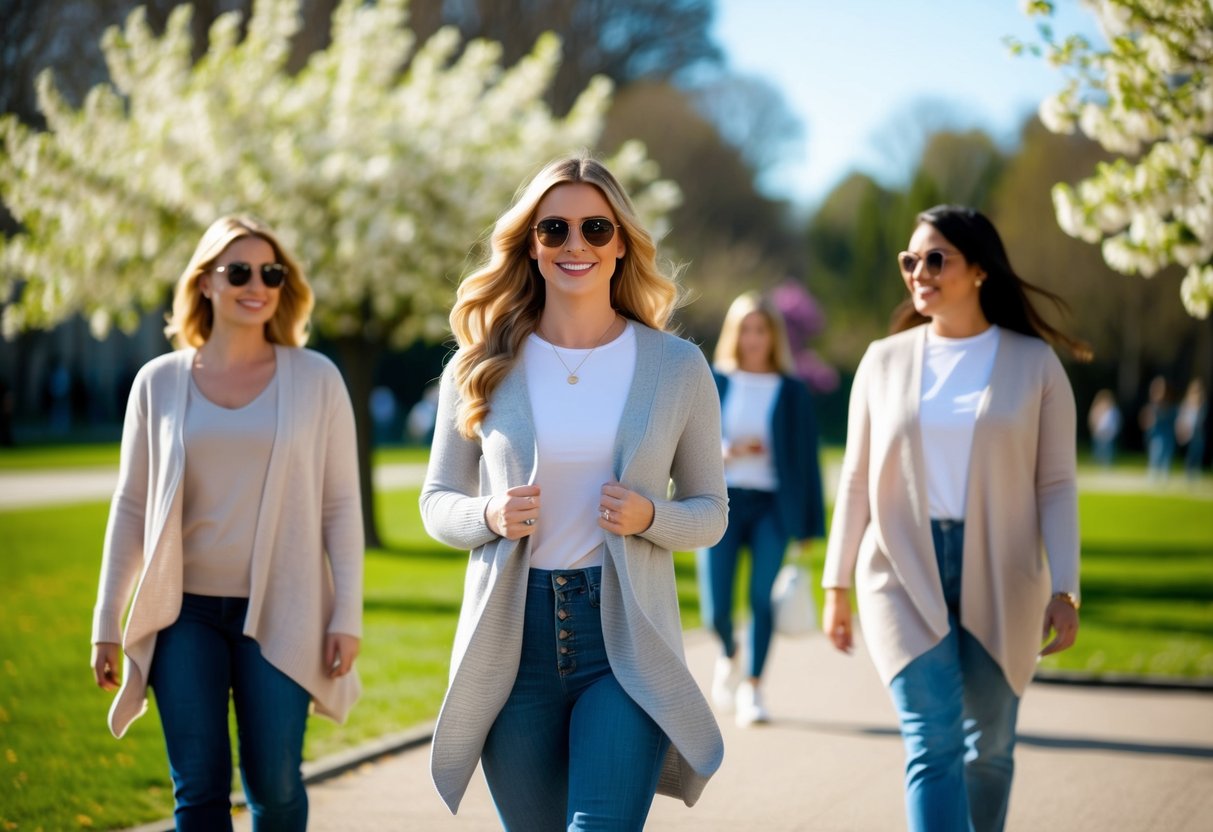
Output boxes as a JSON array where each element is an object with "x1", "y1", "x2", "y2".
[
  {"x1": 532, "y1": 216, "x2": 619, "y2": 248},
  {"x1": 214, "y1": 261, "x2": 288, "y2": 288},
  {"x1": 897, "y1": 249, "x2": 952, "y2": 278}
]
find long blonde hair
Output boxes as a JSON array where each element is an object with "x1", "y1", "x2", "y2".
[
  {"x1": 713, "y1": 291, "x2": 795, "y2": 375},
  {"x1": 450, "y1": 155, "x2": 684, "y2": 439},
  {"x1": 164, "y1": 215, "x2": 313, "y2": 349}
]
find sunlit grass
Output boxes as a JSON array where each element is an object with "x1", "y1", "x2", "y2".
[{"x1": 0, "y1": 488, "x2": 466, "y2": 830}]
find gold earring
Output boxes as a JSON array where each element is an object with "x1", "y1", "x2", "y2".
[{"x1": 976, "y1": 279, "x2": 984, "y2": 287}]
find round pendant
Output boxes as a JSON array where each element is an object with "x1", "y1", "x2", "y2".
[{"x1": 567, "y1": 375, "x2": 579, "y2": 385}]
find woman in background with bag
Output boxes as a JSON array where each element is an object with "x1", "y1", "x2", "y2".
[{"x1": 697, "y1": 291, "x2": 826, "y2": 726}]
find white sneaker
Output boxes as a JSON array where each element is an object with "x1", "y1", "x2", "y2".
[
  {"x1": 711, "y1": 655, "x2": 740, "y2": 711},
  {"x1": 735, "y1": 680, "x2": 770, "y2": 727}
]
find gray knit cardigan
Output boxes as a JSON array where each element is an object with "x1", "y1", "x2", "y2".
[{"x1": 420, "y1": 322, "x2": 729, "y2": 813}]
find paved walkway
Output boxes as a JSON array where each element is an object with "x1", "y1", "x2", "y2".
[
  {"x1": 230, "y1": 631, "x2": 1212, "y2": 831},
  {"x1": 2, "y1": 462, "x2": 1210, "y2": 510},
  {"x1": 0, "y1": 463, "x2": 431, "y2": 510}
]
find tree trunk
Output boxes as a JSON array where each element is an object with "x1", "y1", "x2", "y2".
[{"x1": 334, "y1": 336, "x2": 382, "y2": 550}]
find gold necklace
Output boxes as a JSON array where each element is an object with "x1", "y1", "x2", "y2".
[{"x1": 539, "y1": 316, "x2": 619, "y2": 385}]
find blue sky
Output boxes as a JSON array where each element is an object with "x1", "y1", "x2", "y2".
[{"x1": 712, "y1": 0, "x2": 1105, "y2": 209}]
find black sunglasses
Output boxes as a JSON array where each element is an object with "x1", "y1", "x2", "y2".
[
  {"x1": 214, "y1": 261, "x2": 288, "y2": 288},
  {"x1": 897, "y1": 249, "x2": 953, "y2": 278},
  {"x1": 532, "y1": 216, "x2": 619, "y2": 248}
]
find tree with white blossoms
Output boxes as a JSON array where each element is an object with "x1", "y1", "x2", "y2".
[
  {"x1": 0, "y1": 0, "x2": 681, "y2": 545},
  {"x1": 1013, "y1": 0, "x2": 1213, "y2": 319}
]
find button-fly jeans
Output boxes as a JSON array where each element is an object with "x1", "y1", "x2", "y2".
[
  {"x1": 481, "y1": 567, "x2": 671, "y2": 831},
  {"x1": 886, "y1": 520, "x2": 1020, "y2": 832},
  {"x1": 148, "y1": 593, "x2": 311, "y2": 832}
]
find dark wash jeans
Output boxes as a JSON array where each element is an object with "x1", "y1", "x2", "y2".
[
  {"x1": 481, "y1": 567, "x2": 671, "y2": 831},
  {"x1": 148, "y1": 593, "x2": 311, "y2": 832}
]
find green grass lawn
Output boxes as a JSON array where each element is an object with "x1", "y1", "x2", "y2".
[
  {"x1": 1041, "y1": 491, "x2": 1213, "y2": 677},
  {"x1": 0, "y1": 469, "x2": 1209, "y2": 829},
  {"x1": 0, "y1": 488, "x2": 463, "y2": 831}
]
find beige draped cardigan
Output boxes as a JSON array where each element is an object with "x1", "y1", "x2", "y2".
[
  {"x1": 92, "y1": 345, "x2": 364, "y2": 736},
  {"x1": 822, "y1": 325, "x2": 1079, "y2": 695}
]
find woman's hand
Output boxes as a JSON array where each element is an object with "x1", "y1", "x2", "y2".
[
  {"x1": 485, "y1": 485, "x2": 541, "y2": 539},
  {"x1": 598, "y1": 481, "x2": 655, "y2": 536},
  {"x1": 92, "y1": 642, "x2": 122, "y2": 691},
  {"x1": 723, "y1": 438, "x2": 764, "y2": 460},
  {"x1": 325, "y1": 633, "x2": 361, "y2": 678},
  {"x1": 1039, "y1": 597, "x2": 1080, "y2": 656},
  {"x1": 823, "y1": 588, "x2": 854, "y2": 654}
]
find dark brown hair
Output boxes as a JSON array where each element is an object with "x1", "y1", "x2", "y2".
[{"x1": 891, "y1": 205, "x2": 1091, "y2": 361}]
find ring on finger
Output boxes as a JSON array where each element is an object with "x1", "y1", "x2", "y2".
[
  {"x1": 601, "y1": 508, "x2": 610, "y2": 522},
  {"x1": 523, "y1": 518, "x2": 535, "y2": 526}
]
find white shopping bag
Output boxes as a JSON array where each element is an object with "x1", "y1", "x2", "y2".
[{"x1": 771, "y1": 545, "x2": 818, "y2": 637}]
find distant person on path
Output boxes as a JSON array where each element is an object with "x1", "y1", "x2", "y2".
[
  {"x1": 90, "y1": 215, "x2": 364, "y2": 831},
  {"x1": 1087, "y1": 388, "x2": 1121, "y2": 467},
  {"x1": 822, "y1": 205, "x2": 1086, "y2": 832},
  {"x1": 1176, "y1": 378, "x2": 1208, "y2": 480},
  {"x1": 1140, "y1": 375, "x2": 1179, "y2": 481},
  {"x1": 406, "y1": 381, "x2": 439, "y2": 445},
  {"x1": 697, "y1": 291, "x2": 825, "y2": 726},
  {"x1": 420, "y1": 155, "x2": 728, "y2": 830}
]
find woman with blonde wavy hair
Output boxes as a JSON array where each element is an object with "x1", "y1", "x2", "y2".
[
  {"x1": 91, "y1": 215, "x2": 364, "y2": 831},
  {"x1": 421, "y1": 155, "x2": 729, "y2": 829}
]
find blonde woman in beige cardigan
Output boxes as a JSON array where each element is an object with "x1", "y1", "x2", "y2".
[
  {"x1": 90, "y1": 216, "x2": 363, "y2": 831},
  {"x1": 822, "y1": 205, "x2": 1088, "y2": 832}
]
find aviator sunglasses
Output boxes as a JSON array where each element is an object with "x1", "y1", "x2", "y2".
[
  {"x1": 897, "y1": 249, "x2": 954, "y2": 278},
  {"x1": 532, "y1": 216, "x2": 619, "y2": 248},
  {"x1": 214, "y1": 261, "x2": 288, "y2": 288}
]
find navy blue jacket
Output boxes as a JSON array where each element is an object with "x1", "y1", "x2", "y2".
[{"x1": 714, "y1": 372, "x2": 826, "y2": 540}]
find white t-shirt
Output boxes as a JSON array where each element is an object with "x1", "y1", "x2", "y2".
[
  {"x1": 920, "y1": 326, "x2": 1000, "y2": 520},
  {"x1": 524, "y1": 322, "x2": 637, "y2": 569},
  {"x1": 721, "y1": 370, "x2": 781, "y2": 491}
]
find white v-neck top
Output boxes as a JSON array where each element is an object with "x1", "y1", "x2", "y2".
[
  {"x1": 523, "y1": 323, "x2": 637, "y2": 569},
  {"x1": 920, "y1": 325, "x2": 999, "y2": 520}
]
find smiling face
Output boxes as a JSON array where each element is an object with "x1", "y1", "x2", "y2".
[
  {"x1": 198, "y1": 235, "x2": 282, "y2": 338},
  {"x1": 902, "y1": 222, "x2": 987, "y2": 333},
  {"x1": 528, "y1": 182, "x2": 626, "y2": 304}
]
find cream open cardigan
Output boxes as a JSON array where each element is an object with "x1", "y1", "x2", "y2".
[
  {"x1": 822, "y1": 325, "x2": 1079, "y2": 696},
  {"x1": 92, "y1": 345, "x2": 364, "y2": 737},
  {"x1": 420, "y1": 322, "x2": 729, "y2": 813}
]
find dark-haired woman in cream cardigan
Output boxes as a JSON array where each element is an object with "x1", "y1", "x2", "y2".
[{"x1": 823, "y1": 205, "x2": 1087, "y2": 832}]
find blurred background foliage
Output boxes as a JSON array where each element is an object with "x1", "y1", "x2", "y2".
[{"x1": 1, "y1": 0, "x2": 1208, "y2": 456}]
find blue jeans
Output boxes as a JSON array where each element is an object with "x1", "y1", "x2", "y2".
[
  {"x1": 481, "y1": 568, "x2": 670, "y2": 831},
  {"x1": 887, "y1": 520, "x2": 1020, "y2": 832},
  {"x1": 148, "y1": 594, "x2": 311, "y2": 832},
  {"x1": 697, "y1": 487, "x2": 787, "y2": 678}
]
